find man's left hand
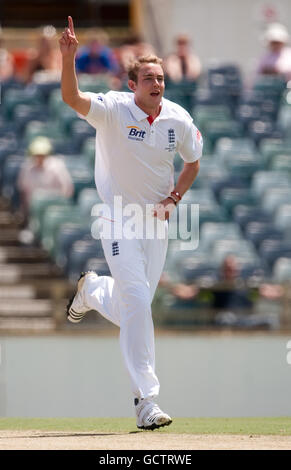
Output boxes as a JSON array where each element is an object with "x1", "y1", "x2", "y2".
[{"x1": 153, "y1": 198, "x2": 176, "y2": 220}]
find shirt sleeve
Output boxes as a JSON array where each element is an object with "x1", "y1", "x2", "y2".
[
  {"x1": 179, "y1": 119, "x2": 203, "y2": 163},
  {"x1": 84, "y1": 91, "x2": 115, "y2": 129}
]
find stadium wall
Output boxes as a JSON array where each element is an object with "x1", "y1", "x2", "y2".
[{"x1": 140, "y1": 0, "x2": 291, "y2": 82}]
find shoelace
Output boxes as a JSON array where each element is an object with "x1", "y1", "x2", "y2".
[{"x1": 144, "y1": 403, "x2": 163, "y2": 422}]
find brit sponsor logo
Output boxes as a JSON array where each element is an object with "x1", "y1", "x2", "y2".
[{"x1": 127, "y1": 125, "x2": 146, "y2": 141}]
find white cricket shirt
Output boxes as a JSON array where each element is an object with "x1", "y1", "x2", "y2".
[{"x1": 85, "y1": 91, "x2": 203, "y2": 208}]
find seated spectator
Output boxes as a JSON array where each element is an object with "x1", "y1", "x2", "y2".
[
  {"x1": 0, "y1": 27, "x2": 15, "y2": 81},
  {"x1": 164, "y1": 34, "x2": 202, "y2": 83},
  {"x1": 75, "y1": 28, "x2": 120, "y2": 76},
  {"x1": 117, "y1": 35, "x2": 156, "y2": 82},
  {"x1": 257, "y1": 22, "x2": 291, "y2": 82},
  {"x1": 17, "y1": 136, "x2": 74, "y2": 218},
  {"x1": 25, "y1": 25, "x2": 62, "y2": 82},
  {"x1": 161, "y1": 254, "x2": 283, "y2": 323}
]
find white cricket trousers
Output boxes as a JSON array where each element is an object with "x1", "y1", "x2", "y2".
[{"x1": 83, "y1": 220, "x2": 168, "y2": 400}]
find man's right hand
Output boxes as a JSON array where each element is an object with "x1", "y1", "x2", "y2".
[{"x1": 59, "y1": 16, "x2": 78, "y2": 58}]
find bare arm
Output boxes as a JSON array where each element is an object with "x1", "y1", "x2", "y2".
[
  {"x1": 154, "y1": 159, "x2": 200, "y2": 220},
  {"x1": 173, "y1": 159, "x2": 200, "y2": 197},
  {"x1": 59, "y1": 16, "x2": 91, "y2": 116}
]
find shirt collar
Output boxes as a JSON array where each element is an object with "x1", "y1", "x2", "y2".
[{"x1": 129, "y1": 94, "x2": 167, "y2": 122}]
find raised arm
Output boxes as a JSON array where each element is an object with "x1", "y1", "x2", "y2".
[{"x1": 59, "y1": 16, "x2": 91, "y2": 116}]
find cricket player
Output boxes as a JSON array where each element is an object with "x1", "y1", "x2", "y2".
[{"x1": 60, "y1": 16, "x2": 202, "y2": 430}]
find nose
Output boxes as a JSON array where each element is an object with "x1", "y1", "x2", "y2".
[{"x1": 153, "y1": 78, "x2": 160, "y2": 88}]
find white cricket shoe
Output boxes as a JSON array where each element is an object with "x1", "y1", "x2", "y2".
[
  {"x1": 135, "y1": 398, "x2": 172, "y2": 430},
  {"x1": 66, "y1": 271, "x2": 97, "y2": 323}
]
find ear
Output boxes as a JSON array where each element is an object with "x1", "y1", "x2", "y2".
[{"x1": 128, "y1": 79, "x2": 137, "y2": 92}]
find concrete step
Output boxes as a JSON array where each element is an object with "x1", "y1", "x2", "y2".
[
  {"x1": 0, "y1": 299, "x2": 52, "y2": 316},
  {"x1": 0, "y1": 229, "x2": 21, "y2": 245},
  {"x1": 0, "y1": 246, "x2": 49, "y2": 263},
  {"x1": 0, "y1": 317, "x2": 56, "y2": 332},
  {"x1": 0, "y1": 263, "x2": 63, "y2": 283}
]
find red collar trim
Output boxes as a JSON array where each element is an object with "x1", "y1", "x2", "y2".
[{"x1": 147, "y1": 105, "x2": 162, "y2": 126}]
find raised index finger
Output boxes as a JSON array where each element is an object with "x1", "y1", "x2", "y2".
[{"x1": 68, "y1": 16, "x2": 75, "y2": 34}]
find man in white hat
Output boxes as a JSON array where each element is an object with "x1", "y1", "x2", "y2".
[
  {"x1": 258, "y1": 23, "x2": 291, "y2": 81},
  {"x1": 18, "y1": 136, "x2": 74, "y2": 216}
]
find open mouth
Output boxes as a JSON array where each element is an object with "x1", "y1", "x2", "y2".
[{"x1": 150, "y1": 92, "x2": 160, "y2": 97}]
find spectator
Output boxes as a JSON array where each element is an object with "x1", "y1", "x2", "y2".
[
  {"x1": 164, "y1": 34, "x2": 202, "y2": 83},
  {"x1": 75, "y1": 28, "x2": 120, "y2": 76},
  {"x1": 117, "y1": 35, "x2": 156, "y2": 82},
  {"x1": 257, "y1": 22, "x2": 291, "y2": 82},
  {"x1": 17, "y1": 136, "x2": 74, "y2": 217},
  {"x1": 0, "y1": 27, "x2": 15, "y2": 81},
  {"x1": 26, "y1": 25, "x2": 62, "y2": 82}
]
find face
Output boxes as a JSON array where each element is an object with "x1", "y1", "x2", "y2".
[
  {"x1": 129, "y1": 63, "x2": 165, "y2": 112},
  {"x1": 269, "y1": 40, "x2": 285, "y2": 52},
  {"x1": 34, "y1": 154, "x2": 46, "y2": 167}
]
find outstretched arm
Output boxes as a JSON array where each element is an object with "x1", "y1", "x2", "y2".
[{"x1": 59, "y1": 16, "x2": 91, "y2": 116}]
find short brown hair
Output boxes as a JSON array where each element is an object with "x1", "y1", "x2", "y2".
[{"x1": 127, "y1": 55, "x2": 164, "y2": 82}]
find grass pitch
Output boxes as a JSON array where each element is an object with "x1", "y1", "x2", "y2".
[{"x1": 0, "y1": 417, "x2": 291, "y2": 435}]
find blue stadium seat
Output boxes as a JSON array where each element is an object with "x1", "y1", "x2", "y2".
[
  {"x1": 207, "y1": 64, "x2": 242, "y2": 104},
  {"x1": 244, "y1": 221, "x2": 284, "y2": 248},
  {"x1": 272, "y1": 257, "x2": 291, "y2": 282},
  {"x1": 251, "y1": 171, "x2": 290, "y2": 199},
  {"x1": 211, "y1": 175, "x2": 249, "y2": 200},
  {"x1": 274, "y1": 203, "x2": 291, "y2": 232},
  {"x1": 259, "y1": 240, "x2": 291, "y2": 268},
  {"x1": 55, "y1": 222, "x2": 92, "y2": 271},
  {"x1": 67, "y1": 239, "x2": 105, "y2": 282},
  {"x1": 85, "y1": 257, "x2": 111, "y2": 276},
  {"x1": 200, "y1": 222, "x2": 243, "y2": 251},
  {"x1": 219, "y1": 187, "x2": 256, "y2": 213},
  {"x1": 1, "y1": 154, "x2": 24, "y2": 208},
  {"x1": 262, "y1": 188, "x2": 291, "y2": 214},
  {"x1": 77, "y1": 188, "x2": 102, "y2": 217},
  {"x1": 212, "y1": 239, "x2": 259, "y2": 265},
  {"x1": 233, "y1": 204, "x2": 272, "y2": 228},
  {"x1": 247, "y1": 119, "x2": 284, "y2": 146}
]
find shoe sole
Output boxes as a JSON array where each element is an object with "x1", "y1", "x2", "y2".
[
  {"x1": 66, "y1": 273, "x2": 87, "y2": 323},
  {"x1": 137, "y1": 419, "x2": 172, "y2": 431}
]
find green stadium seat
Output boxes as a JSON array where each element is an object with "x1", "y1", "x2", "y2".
[
  {"x1": 23, "y1": 120, "x2": 63, "y2": 145},
  {"x1": 219, "y1": 187, "x2": 256, "y2": 213},
  {"x1": 192, "y1": 104, "x2": 231, "y2": 131},
  {"x1": 77, "y1": 188, "x2": 102, "y2": 217},
  {"x1": 272, "y1": 257, "x2": 291, "y2": 282},
  {"x1": 214, "y1": 136, "x2": 256, "y2": 157},
  {"x1": 259, "y1": 138, "x2": 291, "y2": 166},
  {"x1": 262, "y1": 188, "x2": 291, "y2": 214},
  {"x1": 2, "y1": 87, "x2": 44, "y2": 120},
  {"x1": 203, "y1": 119, "x2": 244, "y2": 150},
  {"x1": 49, "y1": 88, "x2": 67, "y2": 116},
  {"x1": 270, "y1": 154, "x2": 291, "y2": 173},
  {"x1": 82, "y1": 137, "x2": 96, "y2": 169},
  {"x1": 78, "y1": 74, "x2": 111, "y2": 94},
  {"x1": 29, "y1": 191, "x2": 72, "y2": 238},
  {"x1": 277, "y1": 105, "x2": 291, "y2": 133},
  {"x1": 211, "y1": 239, "x2": 259, "y2": 265},
  {"x1": 200, "y1": 222, "x2": 243, "y2": 251},
  {"x1": 274, "y1": 203, "x2": 291, "y2": 231},
  {"x1": 40, "y1": 205, "x2": 87, "y2": 255},
  {"x1": 193, "y1": 158, "x2": 227, "y2": 188},
  {"x1": 253, "y1": 75, "x2": 286, "y2": 101},
  {"x1": 251, "y1": 171, "x2": 290, "y2": 199}
]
